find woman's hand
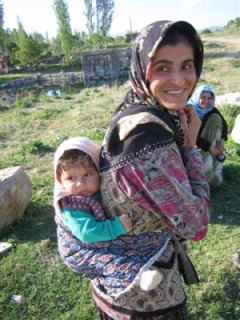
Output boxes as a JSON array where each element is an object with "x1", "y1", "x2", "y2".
[
  {"x1": 120, "y1": 214, "x2": 132, "y2": 232},
  {"x1": 216, "y1": 139, "x2": 225, "y2": 153},
  {"x1": 209, "y1": 145, "x2": 220, "y2": 156},
  {"x1": 178, "y1": 105, "x2": 201, "y2": 148}
]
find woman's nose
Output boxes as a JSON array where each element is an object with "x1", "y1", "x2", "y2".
[{"x1": 171, "y1": 70, "x2": 184, "y2": 86}]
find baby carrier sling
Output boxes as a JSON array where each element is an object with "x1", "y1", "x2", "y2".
[{"x1": 100, "y1": 104, "x2": 199, "y2": 286}]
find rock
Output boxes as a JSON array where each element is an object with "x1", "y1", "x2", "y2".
[
  {"x1": 231, "y1": 114, "x2": 240, "y2": 144},
  {"x1": 10, "y1": 295, "x2": 23, "y2": 304},
  {"x1": 0, "y1": 166, "x2": 32, "y2": 228},
  {"x1": 216, "y1": 92, "x2": 240, "y2": 105},
  {"x1": 0, "y1": 242, "x2": 12, "y2": 253},
  {"x1": 0, "y1": 92, "x2": 16, "y2": 104}
]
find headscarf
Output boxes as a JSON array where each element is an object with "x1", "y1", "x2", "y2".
[
  {"x1": 188, "y1": 84, "x2": 215, "y2": 119},
  {"x1": 53, "y1": 137, "x2": 101, "y2": 213},
  {"x1": 118, "y1": 20, "x2": 204, "y2": 111}
]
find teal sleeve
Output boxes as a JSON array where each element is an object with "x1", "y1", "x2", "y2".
[{"x1": 62, "y1": 207, "x2": 127, "y2": 243}]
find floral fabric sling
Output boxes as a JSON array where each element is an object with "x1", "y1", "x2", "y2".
[{"x1": 88, "y1": 105, "x2": 199, "y2": 318}]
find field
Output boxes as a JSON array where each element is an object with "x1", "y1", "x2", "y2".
[{"x1": 0, "y1": 35, "x2": 240, "y2": 320}]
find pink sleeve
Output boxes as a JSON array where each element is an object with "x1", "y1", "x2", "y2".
[{"x1": 117, "y1": 143, "x2": 210, "y2": 241}]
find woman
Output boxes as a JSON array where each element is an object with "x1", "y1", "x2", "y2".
[
  {"x1": 56, "y1": 20, "x2": 211, "y2": 319},
  {"x1": 188, "y1": 84, "x2": 228, "y2": 186}
]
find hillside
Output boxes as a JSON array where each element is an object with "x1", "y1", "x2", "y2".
[{"x1": 201, "y1": 17, "x2": 240, "y2": 37}]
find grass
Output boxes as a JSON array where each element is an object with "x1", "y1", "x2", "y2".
[{"x1": 0, "y1": 36, "x2": 240, "y2": 320}]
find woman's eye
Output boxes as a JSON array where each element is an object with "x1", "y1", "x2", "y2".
[
  {"x1": 156, "y1": 66, "x2": 168, "y2": 72},
  {"x1": 183, "y1": 63, "x2": 194, "y2": 70}
]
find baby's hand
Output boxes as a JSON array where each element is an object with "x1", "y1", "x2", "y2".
[{"x1": 120, "y1": 214, "x2": 132, "y2": 232}]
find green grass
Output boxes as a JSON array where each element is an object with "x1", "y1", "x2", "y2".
[{"x1": 0, "y1": 37, "x2": 240, "y2": 319}]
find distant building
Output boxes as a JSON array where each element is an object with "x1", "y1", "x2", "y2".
[{"x1": 81, "y1": 49, "x2": 127, "y2": 86}]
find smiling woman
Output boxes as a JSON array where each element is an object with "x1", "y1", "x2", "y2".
[{"x1": 56, "y1": 20, "x2": 211, "y2": 320}]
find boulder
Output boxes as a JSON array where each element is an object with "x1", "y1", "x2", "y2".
[
  {"x1": 216, "y1": 92, "x2": 240, "y2": 105},
  {"x1": 0, "y1": 166, "x2": 32, "y2": 228},
  {"x1": 231, "y1": 114, "x2": 240, "y2": 144}
]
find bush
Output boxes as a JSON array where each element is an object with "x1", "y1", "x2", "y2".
[{"x1": 220, "y1": 105, "x2": 240, "y2": 132}]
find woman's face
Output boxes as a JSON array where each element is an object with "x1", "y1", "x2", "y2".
[
  {"x1": 148, "y1": 42, "x2": 197, "y2": 111},
  {"x1": 198, "y1": 91, "x2": 213, "y2": 109}
]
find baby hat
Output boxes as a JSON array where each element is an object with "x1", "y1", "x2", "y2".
[{"x1": 54, "y1": 136, "x2": 101, "y2": 172}]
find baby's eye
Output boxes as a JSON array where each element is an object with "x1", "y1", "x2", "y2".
[{"x1": 85, "y1": 172, "x2": 93, "y2": 177}]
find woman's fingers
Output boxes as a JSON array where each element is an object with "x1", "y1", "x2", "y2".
[{"x1": 178, "y1": 106, "x2": 201, "y2": 147}]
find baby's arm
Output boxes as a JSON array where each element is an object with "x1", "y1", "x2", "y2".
[{"x1": 62, "y1": 207, "x2": 131, "y2": 243}]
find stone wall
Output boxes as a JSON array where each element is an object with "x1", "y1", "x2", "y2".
[{"x1": 81, "y1": 49, "x2": 127, "y2": 86}]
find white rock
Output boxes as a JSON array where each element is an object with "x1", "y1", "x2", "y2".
[
  {"x1": 0, "y1": 166, "x2": 32, "y2": 228},
  {"x1": 216, "y1": 92, "x2": 240, "y2": 105},
  {"x1": 231, "y1": 114, "x2": 240, "y2": 144},
  {"x1": 0, "y1": 242, "x2": 12, "y2": 253},
  {"x1": 11, "y1": 295, "x2": 23, "y2": 304}
]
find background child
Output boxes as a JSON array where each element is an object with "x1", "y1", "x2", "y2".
[{"x1": 54, "y1": 137, "x2": 163, "y2": 297}]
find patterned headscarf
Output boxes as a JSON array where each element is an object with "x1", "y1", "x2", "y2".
[
  {"x1": 118, "y1": 20, "x2": 204, "y2": 111},
  {"x1": 188, "y1": 84, "x2": 215, "y2": 119}
]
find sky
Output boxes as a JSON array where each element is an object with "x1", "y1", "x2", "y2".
[{"x1": 1, "y1": 0, "x2": 240, "y2": 39}]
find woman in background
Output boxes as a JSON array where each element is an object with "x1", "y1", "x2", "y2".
[{"x1": 188, "y1": 84, "x2": 228, "y2": 186}]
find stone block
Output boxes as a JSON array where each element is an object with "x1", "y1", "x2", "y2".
[{"x1": 0, "y1": 166, "x2": 32, "y2": 228}]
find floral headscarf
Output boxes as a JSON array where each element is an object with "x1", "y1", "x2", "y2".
[
  {"x1": 120, "y1": 20, "x2": 204, "y2": 110},
  {"x1": 188, "y1": 84, "x2": 215, "y2": 119}
]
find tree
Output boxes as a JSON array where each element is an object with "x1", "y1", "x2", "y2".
[
  {"x1": 53, "y1": 0, "x2": 73, "y2": 64},
  {"x1": 200, "y1": 28, "x2": 211, "y2": 35},
  {"x1": 96, "y1": 0, "x2": 114, "y2": 38},
  {"x1": 0, "y1": 0, "x2": 3, "y2": 28},
  {"x1": 83, "y1": 0, "x2": 114, "y2": 48},
  {"x1": 83, "y1": 0, "x2": 95, "y2": 36},
  {"x1": 15, "y1": 22, "x2": 43, "y2": 65},
  {"x1": 0, "y1": 0, "x2": 4, "y2": 52}
]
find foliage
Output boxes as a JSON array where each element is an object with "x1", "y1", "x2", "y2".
[
  {"x1": 83, "y1": 0, "x2": 114, "y2": 48},
  {"x1": 0, "y1": 9, "x2": 239, "y2": 67},
  {"x1": 227, "y1": 17, "x2": 240, "y2": 28},
  {"x1": 219, "y1": 105, "x2": 240, "y2": 132},
  {"x1": 84, "y1": 0, "x2": 95, "y2": 35},
  {"x1": 125, "y1": 31, "x2": 138, "y2": 43},
  {"x1": 19, "y1": 140, "x2": 51, "y2": 156},
  {"x1": 53, "y1": 0, "x2": 73, "y2": 64},
  {"x1": 96, "y1": 0, "x2": 114, "y2": 37},
  {"x1": 211, "y1": 17, "x2": 240, "y2": 37},
  {"x1": 0, "y1": 0, "x2": 3, "y2": 29},
  {"x1": 201, "y1": 28, "x2": 212, "y2": 34}
]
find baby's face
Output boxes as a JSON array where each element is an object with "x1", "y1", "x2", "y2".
[{"x1": 60, "y1": 161, "x2": 100, "y2": 196}]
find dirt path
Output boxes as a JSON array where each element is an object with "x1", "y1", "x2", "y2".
[
  {"x1": 202, "y1": 36, "x2": 240, "y2": 57},
  {"x1": 202, "y1": 36, "x2": 240, "y2": 45}
]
